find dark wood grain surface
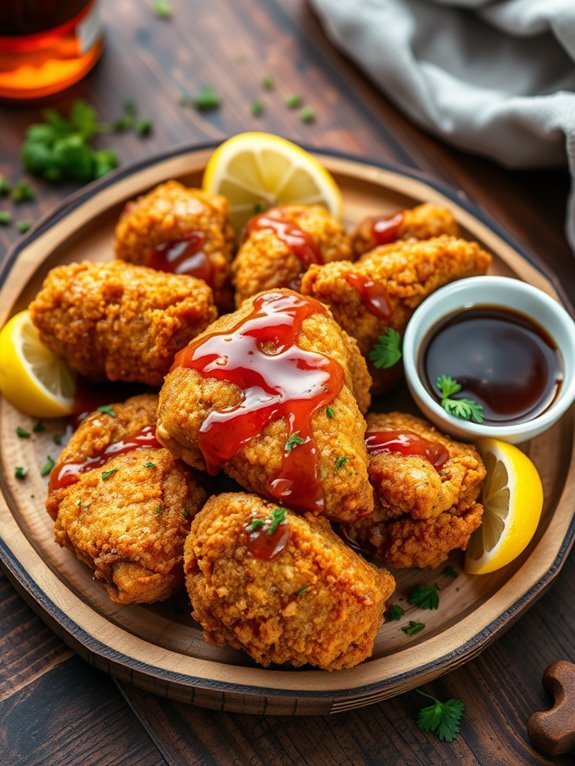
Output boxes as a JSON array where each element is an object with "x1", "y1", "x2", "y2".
[{"x1": 1, "y1": 1, "x2": 574, "y2": 764}]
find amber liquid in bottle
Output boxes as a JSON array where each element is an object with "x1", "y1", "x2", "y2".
[{"x1": 0, "y1": 0, "x2": 103, "y2": 100}]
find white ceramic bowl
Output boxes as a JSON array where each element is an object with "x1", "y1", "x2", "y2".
[{"x1": 402, "y1": 276, "x2": 575, "y2": 443}]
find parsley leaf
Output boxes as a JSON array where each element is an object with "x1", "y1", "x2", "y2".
[
  {"x1": 193, "y1": 85, "x2": 220, "y2": 111},
  {"x1": 16, "y1": 426, "x2": 31, "y2": 439},
  {"x1": 436, "y1": 375, "x2": 484, "y2": 424},
  {"x1": 285, "y1": 94, "x2": 303, "y2": 109},
  {"x1": 14, "y1": 466, "x2": 27, "y2": 480},
  {"x1": 10, "y1": 180, "x2": 35, "y2": 203},
  {"x1": 325, "y1": 406, "x2": 335, "y2": 419},
  {"x1": 368, "y1": 328, "x2": 402, "y2": 369},
  {"x1": 261, "y1": 75, "x2": 275, "y2": 91},
  {"x1": 299, "y1": 106, "x2": 316, "y2": 124},
  {"x1": 416, "y1": 689, "x2": 465, "y2": 742},
  {"x1": 144, "y1": 461, "x2": 156, "y2": 469},
  {"x1": 296, "y1": 586, "x2": 309, "y2": 596},
  {"x1": 268, "y1": 507, "x2": 287, "y2": 535},
  {"x1": 33, "y1": 421, "x2": 46, "y2": 433},
  {"x1": 152, "y1": 0, "x2": 172, "y2": 18},
  {"x1": 0, "y1": 175, "x2": 10, "y2": 195},
  {"x1": 0, "y1": 211, "x2": 12, "y2": 225},
  {"x1": 387, "y1": 604, "x2": 405, "y2": 621},
  {"x1": 251, "y1": 100, "x2": 264, "y2": 117},
  {"x1": 285, "y1": 432, "x2": 305, "y2": 452},
  {"x1": 96, "y1": 405, "x2": 116, "y2": 417},
  {"x1": 249, "y1": 517, "x2": 265, "y2": 532},
  {"x1": 335, "y1": 456, "x2": 349, "y2": 469},
  {"x1": 402, "y1": 620, "x2": 425, "y2": 635},
  {"x1": 40, "y1": 456, "x2": 55, "y2": 477},
  {"x1": 16, "y1": 220, "x2": 33, "y2": 234},
  {"x1": 101, "y1": 468, "x2": 118, "y2": 481},
  {"x1": 441, "y1": 564, "x2": 459, "y2": 579},
  {"x1": 408, "y1": 583, "x2": 440, "y2": 610}
]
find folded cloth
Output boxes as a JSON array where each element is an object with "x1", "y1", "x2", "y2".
[{"x1": 311, "y1": 0, "x2": 575, "y2": 252}]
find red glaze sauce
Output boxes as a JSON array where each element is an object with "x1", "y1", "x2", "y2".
[
  {"x1": 145, "y1": 232, "x2": 215, "y2": 285},
  {"x1": 173, "y1": 291, "x2": 344, "y2": 512},
  {"x1": 365, "y1": 429, "x2": 449, "y2": 470},
  {"x1": 345, "y1": 272, "x2": 392, "y2": 321},
  {"x1": 49, "y1": 425, "x2": 161, "y2": 492},
  {"x1": 247, "y1": 209, "x2": 323, "y2": 266},
  {"x1": 245, "y1": 515, "x2": 291, "y2": 561},
  {"x1": 368, "y1": 212, "x2": 404, "y2": 246}
]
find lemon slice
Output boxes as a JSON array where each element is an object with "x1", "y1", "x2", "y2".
[
  {"x1": 202, "y1": 132, "x2": 343, "y2": 229},
  {"x1": 465, "y1": 437, "x2": 544, "y2": 575},
  {"x1": 0, "y1": 310, "x2": 76, "y2": 418}
]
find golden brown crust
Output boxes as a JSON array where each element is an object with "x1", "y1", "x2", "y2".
[
  {"x1": 48, "y1": 394, "x2": 207, "y2": 604},
  {"x1": 232, "y1": 205, "x2": 352, "y2": 306},
  {"x1": 157, "y1": 289, "x2": 374, "y2": 523},
  {"x1": 29, "y1": 260, "x2": 217, "y2": 386},
  {"x1": 114, "y1": 181, "x2": 235, "y2": 310},
  {"x1": 184, "y1": 493, "x2": 395, "y2": 670},
  {"x1": 351, "y1": 203, "x2": 460, "y2": 257}
]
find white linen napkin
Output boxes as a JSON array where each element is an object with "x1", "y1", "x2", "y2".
[{"x1": 311, "y1": 0, "x2": 575, "y2": 253}]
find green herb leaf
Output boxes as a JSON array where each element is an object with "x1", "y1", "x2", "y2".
[
  {"x1": 33, "y1": 421, "x2": 46, "y2": 433},
  {"x1": 40, "y1": 456, "x2": 55, "y2": 477},
  {"x1": 285, "y1": 432, "x2": 306, "y2": 452},
  {"x1": 135, "y1": 118, "x2": 152, "y2": 137},
  {"x1": 0, "y1": 175, "x2": 10, "y2": 195},
  {"x1": 416, "y1": 689, "x2": 465, "y2": 742},
  {"x1": 96, "y1": 405, "x2": 116, "y2": 417},
  {"x1": 101, "y1": 468, "x2": 118, "y2": 481},
  {"x1": 16, "y1": 426, "x2": 31, "y2": 439},
  {"x1": 436, "y1": 375, "x2": 484, "y2": 424},
  {"x1": 368, "y1": 328, "x2": 402, "y2": 369},
  {"x1": 112, "y1": 115, "x2": 135, "y2": 133},
  {"x1": 285, "y1": 94, "x2": 303, "y2": 109},
  {"x1": 53, "y1": 434, "x2": 63, "y2": 446},
  {"x1": 14, "y1": 466, "x2": 27, "y2": 480},
  {"x1": 144, "y1": 461, "x2": 157, "y2": 469},
  {"x1": 152, "y1": 0, "x2": 172, "y2": 19},
  {"x1": 249, "y1": 517, "x2": 265, "y2": 531},
  {"x1": 408, "y1": 583, "x2": 440, "y2": 610},
  {"x1": 296, "y1": 586, "x2": 309, "y2": 596},
  {"x1": 299, "y1": 106, "x2": 316, "y2": 124},
  {"x1": 250, "y1": 100, "x2": 264, "y2": 117},
  {"x1": 261, "y1": 75, "x2": 275, "y2": 91},
  {"x1": 193, "y1": 85, "x2": 220, "y2": 111},
  {"x1": 155, "y1": 504, "x2": 162, "y2": 515},
  {"x1": 10, "y1": 180, "x2": 35, "y2": 203},
  {"x1": 0, "y1": 211, "x2": 12, "y2": 225},
  {"x1": 325, "y1": 406, "x2": 335, "y2": 419},
  {"x1": 436, "y1": 374, "x2": 461, "y2": 398},
  {"x1": 16, "y1": 220, "x2": 33, "y2": 234},
  {"x1": 335, "y1": 455, "x2": 349, "y2": 469},
  {"x1": 387, "y1": 604, "x2": 405, "y2": 621},
  {"x1": 402, "y1": 620, "x2": 425, "y2": 635},
  {"x1": 268, "y1": 507, "x2": 287, "y2": 535},
  {"x1": 441, "y1": 565, "x2": 459, "y2": 579}
]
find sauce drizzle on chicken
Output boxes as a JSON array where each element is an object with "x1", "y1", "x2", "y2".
[
  {"x1": 247, "y1": 209, "x2": 323, "y2": 266},
  {"x1": 146, "y1": 232, "x2": 215, "y2": 285},
  {"x1": 345, "y1": 273, "x2": 392, "y2": 320},
  {"x1": 173, "y1": 291, "x2": 345, "y2": 512},
  {"x1": 367, "y1": 211, "x2": 404, "y2": 245},
  {"x1": 365, "y1": 429, "x2": 449, "y2": 470}
]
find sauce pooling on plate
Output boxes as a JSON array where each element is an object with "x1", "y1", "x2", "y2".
[
  {"x1": 420, "y1": 305, "x2": 563, "y2": 425},
  {"x1": 145, "y1": 232, "x2": 215, "y2": 285},
  {"x1": 247, "y1": 209, "x2": 323, "y2": 266},
  {"x1": 173, "y1": 291, "x2": 344, "y2": 512},
  {"x1": 366, "y1": 429, "x2": 449, "y2": 470}
]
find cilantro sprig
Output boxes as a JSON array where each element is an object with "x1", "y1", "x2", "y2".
[
  {"x1": 416, "y1": 689, "x2": 465, "y2": 742},
  {"x1": 408, "y1": 583, "x2": 440, "y2": 610},
  {"x1": 369, "y1": 328, "x2": 402, "y2": 369},
  {"x1": 436, "y1": 375, "x2": 484, "y2": 424}
]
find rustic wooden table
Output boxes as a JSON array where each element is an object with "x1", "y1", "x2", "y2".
[{"x1": 1, "y1": 1, "x2": 574, "y2": 764}]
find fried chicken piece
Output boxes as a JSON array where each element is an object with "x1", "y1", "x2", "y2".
[
  {"x1": 351, "y1": 203, "x2": 459, "y2": 257},
  {"x1": 185, "y1": 493, "x2": 395, "y2": 670},
  {"x1": 47, "y1": 394, "x2": 207, "y2": 604},
  {"x1": 157, "y1": 289, "x2": 373, "y2": 523},
  {"x1": 232, "y1": 205, "x2": 352, "y2": 306},
  {"x1": 115, "y1": 181, "x2": 235, "y2": 310},
  {"x1": 342, "y1": 412, "x2": 486, "y2": 569},
  {"x1": 30, "y1": 260, "x2": 217, "y2": 387},
  {"x1": 300, "y1": 235, "x2": 491, "y2": 393}
]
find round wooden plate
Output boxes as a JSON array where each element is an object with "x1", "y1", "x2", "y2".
[{"x1": 1, "y1": 144, "x2": 574, "y2": 716}]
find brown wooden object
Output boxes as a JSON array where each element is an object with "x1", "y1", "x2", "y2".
[{"x1": 528, "y1": 661, "x2": 575, "y2": 756}]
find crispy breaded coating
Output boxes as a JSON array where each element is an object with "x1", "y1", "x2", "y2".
[
  {"x1": 115, "y1": 181, "x2": 235, "y2": 310},
  {"x1": 232, "y1": 204, "x2": 352, "y2": 306},
  {"x1": 365, "y1": 412, "x2": 486, "y2": 521},
  {"x1": 300, "y1": 235, "x2": 491, "y2": 393},
  {"x1": 184, "y1": 493, "x2": 395, "y2": 670},
  {"x1": 29, "y1": 260, "x2": 217, "y2": 387},
  {"x1": 48, "y1": 394, "x2": 207, "y2": 604},
  {"x1": 342, "y1": 412, "x2": 485, "y2": 569},
  {"x1": 351, "y1": 203, "x2": 459, "y2": 257},
  {"x1": 157, "y1": 289, "x2": 373, "y2": 523}
]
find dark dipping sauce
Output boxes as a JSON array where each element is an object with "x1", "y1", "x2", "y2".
[{"x1": 420, "y1": 305, "x2": 563, "y2": 425}]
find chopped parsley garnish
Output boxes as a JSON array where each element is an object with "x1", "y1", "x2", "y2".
[
  {"x1": 101, "y1": 468, "x2": 118, "y2": 481},
  {"x1": 123, "y1": 99, "x2": 138, "y2": 116},
  {"x1": 249, "y1": 517, "x2": 265, "y2": 532},
  {"x1": 296, "y1": 586, "x2": 309, "y2": 597},
  {"x1": 285, "y1": 432, "x2": 306, "y2": 452},
  {"x1": 402, "y1": 620, "x2": 425, "y2": 635},
  {"x1": 14, "y1": 466, "x2": 27, "y2": 480},
  {"x1": 299, "y1": 106, "x2": 316, "y2": 124},
  {"x1": 144, "y1": 461, "x2": 156, "y2": 468},
  {"x1": 261, "y1": 75, "x2": 275, "y2": 91},
  {"x1": 53, "y1": 434, "x2": 63, "y2": 446},
  {"x1": 193, "y1": 85, "x2": 220, "y2": 111},
  {"x1": 285, "y1": 94, "x2": 303, "y2": 109},
  {"x1": 416, "y1": 689, "x2": 465, "y2": 742},
  {"x1": 0, "y1": 211, "x2": 12, "y2": 226},
  {"x1": 436, "y1": 375, "x2": 484, "y2": 424},
  {"x1": 152, "y1": 0, "x2": 172, "y2": 19},
  {"x1": 268, "y1": 507, "x2": 287, "y2": 535},
  {"x1": 16, "y1": 220, "x2": 33, "y2": 234},
  {"x1": 325, "y1": 406, "x2": 335, "y2": 419},
  {"x1": 387, "y1": 604, "x2": 405, "y2": 621},
  {"x1": 10, "y1": 180, "x2": 35, "y2": 203},
  {"x1": 96, "y1": 404, "x2": 116, "y2": 417},
  {"x1": 335, "y1": 456, "x2": 350, "y2": 469},
  {"x1": 33, "y1": 421, "x2": 46, "y2": 433},
  {"x1": 251, "y1": 100, "x2": 264, "y2": 117},
  {"x1": 40, "y1": 456, "x2": 55, "y2": 477},
  {"x1": 369, "y1": 328, "x2": 402, "y2": 369},
  {"x1": 0, "y1": 175, "x2": 10, "y2": 195},
  {"x1": 441, "y1": 564, "x2": 459, "y2": 579},
  {"x1": 16, "y1": 426, "x2": 31, "y2": 439},
  {"x1": 408, "y1": 583, "x2": 440, "y2": 610},
  {"x1": 155, "y1": 504, "x2": 162, "y2": 515},
  {"x1": 135, "y1": 118, "x2": 152, "y2": 137},
  {"x1": 76, "y1": 499, "x2": 90, "y2": 512}
]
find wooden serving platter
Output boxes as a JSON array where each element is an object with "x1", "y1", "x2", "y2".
[{"x1": 1, "y1": 144, "x2": 574, "y2": 716}]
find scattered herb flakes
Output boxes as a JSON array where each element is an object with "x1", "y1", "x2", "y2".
[
  {"x1": 10, "y1": 180, "x2": 35, "y2": 203},
  {"x1": 193, "y1": 85, "x2": 220, "y2": 112},
  {"x1": 155, "y1": 504, "x2": 162, "y2": 515},
  {"x1": 16, "y1": 220, "x2": 33, "y2": 234},
  {"x1": 16, "y1": 426, "x2": 31, "y2": 439},
  {"x1": 112, "y1": 115, "x2": 134, "y2": 133},
  {"x1": 436, "y1": 375, "x2": 484, "y2": 424},
  {"x1": 53, "y1": 434, "x2": 63, "y2": 446},
  {"x1": 268, "y1": 507, "x2": 287, "y2": 535},
  {"x1": 101, "y1": 468, "x2": 118, "y2": 481},
  {"x1": 152, "y1": 0, "x2": 172, "y2": 19},
  {"x1": 14, "y1": 466, "x2": 27, "y2": 480},
  {"x1": 369, "y1": 328, "x2": 402, "y2": 369},
  {"x1": 285, "y1": 432, "x2": 306, "y2": 452},
  {"x1": 441, "y1": 564, "x2": 459, "y2": 579},
  {"x1": 261, "y1": 75, "x2": 275, "y2": 91},
  {"x1": 325, "y1": 406, "x2": 335, "y2": 419},
  {"x1": 251, "y1": 100, "x2": 264, "y2": 117},
  {"x1": 416, "y1": 689, "x2": 465, "y2": 742},
  {"x1": 96, "y1": 404, "x2": 116, "y2": 417},
  {"x1": 182, "y1": 507, "x2": 190, "y2": 519},
  {"x1": 299, "y1": 106, "x2": 316, "y2": 124},
  {"x1": 77, "y1": 499, "x2": 90, "y2": 511},
  {"x1": 296, "y1": 586, "x2": 309, "y2": 597},
  {"x1": 408, "y1": 583, "x2": 440, "y2": 610},
  {"x1": 285, "y1": 94, "x2": 303, "y2": 109},
  {"x1": 33, "y1": 421, "x2": 46, "y2": 433},
  {"x1": 249, "y1": 517, "x2": 265, "y2": 531},
  {"x1": 0, "y1": 211, "x2": 12, "y2": 226},
  {"x1": 335, "y1": 455, "x2": 350, "y2": 469},
  {"x1": 0, "y1": 175, "x2": 10, "y2": 195},
  {"x1": 387, "y1": 604, "x2": 405, "y2": 621},
  {"x1": 402, "y1": 620, "x2": 425, "y2": 635},
  {"x1": 144, "y1": 461, "x2": 157, "y2": 469},
  {"x1": 135, "y1": 118, "x2": 152, "y2": 137},
  {"x1": 123, "y1": 99, "x2": 138, "y2": 116},
  {"x1": 40, "y1": 456, "x2": 55, "y2": 477}
]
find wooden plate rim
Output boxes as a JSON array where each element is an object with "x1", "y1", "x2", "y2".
[{"x1": 1, "y1": 141, "x2": 574, "y2": 708}]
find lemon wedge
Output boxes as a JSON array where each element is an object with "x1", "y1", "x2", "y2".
[
  {"x1": 0, "y1": 310, "x2": 76, "y2": 418},
  {"x1": 465, "y1": 437, "x2": 544, "y2": 575},
  {"x1": 202, "y1": 132, "x2": 343, "y2": 230}
]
